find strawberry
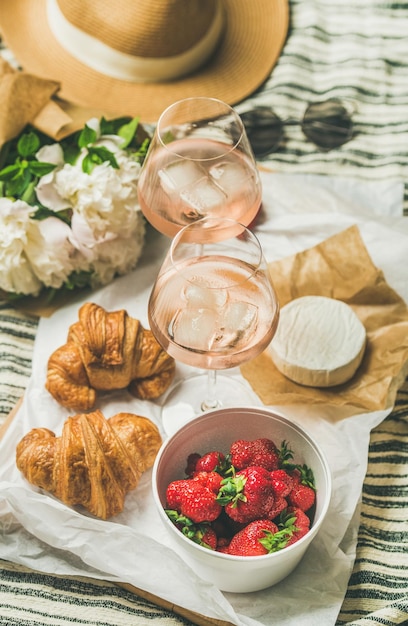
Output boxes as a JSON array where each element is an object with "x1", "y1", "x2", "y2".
[
  {"x1": 266, "y1": 495, "x2": 287, "y2": 521},
  {"x1": 217, "y1": 466, "x2": 275, "y2": 524},
  {"x1": 166, "y1": 479, "x2": 188, "y2": 509},
  {"x1": 226, "y1": 519, "x2": 280, "y2": 556},
  {"x1": 198, "y1": 526, "x2": 218, "y2": 550},
  {"x1": 270, "y1": 469, "x2": 294, "y2": 498},
  {"x1": 286, "y1": 506, "x2": 310, "y2": 531},
  {"x1": 288, "y1": 483, "x2": 315, "y2": 512},
  {"x1": 166, "y1": 479, "x2": 221, "y2": 523},
  {"x1": 278, "y1": 442, "x2": 316, "y2": 511},
  {"x1": 192, "y1": 470, "x2": 223, "y2": 494},
  {"x1": 284, "y1": 507, "x2": 310, "y2": 546},
  {"x1": 229, "y1": 438, "x2": 279, "y2": 471},
  {"x1": 194, "y1": 451, "x2": 227, "y2": 474}
]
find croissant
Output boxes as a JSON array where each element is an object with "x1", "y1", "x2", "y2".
[
  {"x1": 16, "y1": 410, "x2": 162, "y2": 519},
  {"x1": 45, "y1": 302, "x2": 175, "y2": 411}
]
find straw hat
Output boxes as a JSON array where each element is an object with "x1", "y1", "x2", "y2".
[{"x1": 0, "y1": 0, "x2": 289, "y2": 124}]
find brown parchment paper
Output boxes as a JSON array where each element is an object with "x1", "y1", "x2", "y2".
[
  {"x1": 0, "y1": 60, "x2": 122, "y2": 143},
  {"x1": 240, "y1": 224, "x2": 408, "y2": 413},
  {"x1": 0, "y1": 59, "x2": 60, "y2": 145}
]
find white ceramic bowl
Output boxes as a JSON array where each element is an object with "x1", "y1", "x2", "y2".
[{"x1": 152, "y1": 407, "x2": 332, "y2": 593}]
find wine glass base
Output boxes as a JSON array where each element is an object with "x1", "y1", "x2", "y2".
[{"x1": 160, "y1": 372, "x2": 261, "y2": 436}]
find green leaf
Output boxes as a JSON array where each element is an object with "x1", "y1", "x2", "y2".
[
  {"x1": 81, "y1": 153, "x2": 94, "y2": 174},
  {"x1": 118, "y1": 117, "x2": 139, "y2": 148},
  {"x1": 0, "y1": 163, "x2": 23, "y2": 181},
  {"x1": 296, "y1": 464, "x2": 316, "y2": 489},
  {"x1": 6, "y1": 169, "x2": 31, "y2": 197},
  {"x1": 279, "y1": 440, "x2": 294, "y2": 464},
  {"x1": 62, "y1": 142, "x2": 81, "y2": 165},
  {"x1": 258, "y1": 512, "x2": 299, "y2": 553},
  {"x1": 21, "y1": 180, "x2": 37, "y2": 204},
  {"x1": 78, "y1": 124, "x2": 97, "y2": 148},
  {"x1": 132, "y1": 137, "x2": 150, "y2": 164},
  {"x1": 17, "y1": 132, "x2": 40, "y2": 158},
  {"x1": 99, "y1": 116, "x2": 132, "y2": 136},
  {"x1": 31, "y1": 206, "x2": 72, "y2": 225},
  {"x1": 64, "y1": 270, "x2": 93, "y2": 290},
  {"x1": 216, "y1": 473, "x2": 247, "y2": 507},
  {"x1": 84, "y1": 146, "x2": 119, "y2": 171},
  {"x1": 28, "y1": 161, "x2": 57, "y2": 177}
]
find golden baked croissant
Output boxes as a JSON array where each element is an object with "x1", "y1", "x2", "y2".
[
  {"x1": 45, "y1": 302, "x2": 175, "y2": 411},
  {"x1": 16, "y1": 410, "x2": 162, "y2": 519}
]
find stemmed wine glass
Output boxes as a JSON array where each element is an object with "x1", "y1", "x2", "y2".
[
  {"x1": 137, "y1": 97, "x2": 262, "y2": 238},
  {"x1": 148, "y1": 217, "x2": 280, "y2": 434}
]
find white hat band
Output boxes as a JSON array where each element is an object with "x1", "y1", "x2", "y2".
[{"x1": 46, "y1": 0, "x2": 225, "y2": 83}]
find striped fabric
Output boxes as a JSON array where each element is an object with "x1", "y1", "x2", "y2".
[
  {"x1": 239, "y1": 0, "x2": 408, "y2": 217},
  {"x1": 1, "y1": 0, "x2": 408, "y2": 624},
  {"x1": 1, "y1": 317, "x2": 407, "y2": 625}
]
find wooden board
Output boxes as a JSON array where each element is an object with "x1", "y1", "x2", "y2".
[{"x1": 0, "y1": 398, "x2": 233, "y2": 626}]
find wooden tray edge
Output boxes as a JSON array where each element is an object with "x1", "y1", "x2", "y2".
[{"x1": 117, "y1": 582, "x2": 233, "y2": 626}]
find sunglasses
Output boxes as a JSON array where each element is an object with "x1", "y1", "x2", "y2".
[{"x1": 240, "y1": 99, "x2": 355, "y2": 158}]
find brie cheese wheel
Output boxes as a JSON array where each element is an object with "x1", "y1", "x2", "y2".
[{"x1": 269, "y1": 296, "x2": 366, "y2": 387}]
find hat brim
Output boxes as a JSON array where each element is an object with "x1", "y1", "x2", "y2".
[{"x1": 0, "y1": 0, "x2": 289, "y2": 124}]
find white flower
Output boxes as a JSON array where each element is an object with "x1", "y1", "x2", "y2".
[
  {"x1": 57, "y1": 158, "x2": 141, "y2": 244},
  {"x1": 25, "y1": 217, "x2": 85, "y2": 290},
  {"x1": 35, "y1": 143, "x2": 69, "y2": 211},
  {"x1": 36, "y1": 143, "x2": 65, "y2": 166},
  {"x1": 1, "y1": 118, "x2": 146, "y2": 297},
  {"x1": 89, "y1": 213, "x2": 146, "y2": 287},
  {"x1": 0, "y1": 198, "x2": 78, "y2": 296},
  {"x1": 0, "y1": 198, "x2": 41, "y2": 295}
]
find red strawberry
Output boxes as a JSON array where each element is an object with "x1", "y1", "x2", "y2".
[
  {"x1": 199, "y1": 526, "x2": 218, "y2": 550},
  {"x1": 194, "y1": 451, "x2": 226, "y2": 474},
  {"x1": 166, "y1": 479, "x2": 221, "y2": 523},
  {"x1": 226, "y1": 519, "x2": 280, "y2": 556},
  {"x1": 288, "y1": 483, "x2": 315, "y2": 512},
  {"x1": 217, "y1": 543, "x2": 231, "y2": 554},
  {"x1": 166, "y1": 479, "x2": 188, "y2": 509},
  {"x1": 230, "y1": 438, "x2": 279, "y2": 471},
  {"x1": 270, "y1": 469, "x2": 294, "y2": 498},
  {"x1": 192, "y1": 470, "x2": 223, "y2": 493},
  {"x1": 285, "y1": 507, "x2": 310, "y2": 546},
  {"x1": 286, "y1": 506, "x2": 311, "y2": 531},
  {"x1": 218, "y1": 466, "x2": 275, "y2": 524},
  {"x1": 266, "y1": 495, "x2": 287, "y2": 521}
]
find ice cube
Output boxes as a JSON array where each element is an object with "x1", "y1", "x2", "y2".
[
  {"x1": 171, "y1": 307, "x2": 218, "y2": 351},
  {"x1": 183, "y1": 283, "x2": 228, "y2": 308},
  {"x1": 158, "y1": 160, "x2": 205, "y2": 194},
  {"x1": 209, "y1": 161, "x2": 252, "y2": 196},
  {"x1": 218, "y1": 301, "x2": 258, "y2": 347},
  {"x1": 180, "y1": 177, "x2": 227, "y2": 216}
]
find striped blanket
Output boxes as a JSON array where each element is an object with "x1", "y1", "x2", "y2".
[
  {"x1": 1, "y1": 0, "x2": 408, "y2": 624},
  {"x1": 242, "y1": 0, "x2": 408, "y2": 217}
]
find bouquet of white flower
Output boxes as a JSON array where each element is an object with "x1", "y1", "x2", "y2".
[{"x1": 0, "y1": 116, "x2": 149, "y2": 300}]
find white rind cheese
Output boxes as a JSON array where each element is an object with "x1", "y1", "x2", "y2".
[{"x1": 269, "y1": 296, "x2": 366, "y2": 387}]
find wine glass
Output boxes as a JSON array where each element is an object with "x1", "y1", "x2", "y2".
[
  {"x1": 137, "y1": 97, "x2": 262, "y2": 238},
  {"x1": 148, "y1": 217, "x2": 280, "y2": 434}
]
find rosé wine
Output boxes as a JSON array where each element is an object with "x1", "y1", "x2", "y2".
[
  {"x1": 138, "y1": 138, "x2": 262, "y2": 238},
  {"x1": 148, "y1": 255, "x2": 279, "y2": 370}
]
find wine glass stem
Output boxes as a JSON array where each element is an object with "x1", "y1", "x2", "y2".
[{"x1": 201, "y1": 370, "x2": 220, "y2": 411}]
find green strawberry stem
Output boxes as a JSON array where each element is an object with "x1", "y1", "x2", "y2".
[
  {"x1": 165, "y1": 509, "x2": 214, "y2": 549},
  {"x1": 216, "y1": 473, "x2": 247, "y2": 507},
  {"x1": 279, "y1": 441, "x2": 316, "y2": 490}
]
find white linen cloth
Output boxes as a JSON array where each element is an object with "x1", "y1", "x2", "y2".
[{"x1": 0, "y1": 171, "x2": 407, "y2": 626}]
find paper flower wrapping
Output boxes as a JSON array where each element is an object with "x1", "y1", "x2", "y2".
[{"x1": 0, "y1": 117, "x2": 149, "y2": 299}]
